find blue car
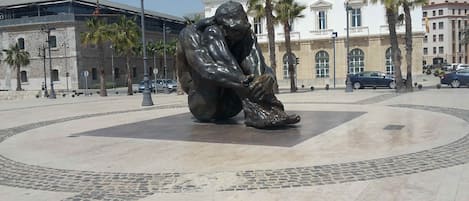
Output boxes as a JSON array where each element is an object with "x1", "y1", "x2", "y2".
[
  {"x1": 440, "y1": 69, "x2": 469, "y2": 88},
  {"x1": 349, "y1": 71, "x2": 397, "y2": 89}
]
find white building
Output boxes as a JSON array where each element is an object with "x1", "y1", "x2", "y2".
[
  {"x1": 203, "y1": 0, "x2": 424, "y2": 87},
  {"x1": 422, "y1": 0, "x2": 469, "y2": 66}
]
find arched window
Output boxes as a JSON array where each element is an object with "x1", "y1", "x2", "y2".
[
  {"x1": 20, "y1": 71, "x2": 28, "y2": 82},
  {"x1": 52, "y1": 69, "x2": 59, "y2": 81},
  {"x1": 349, "y1": 48, "x2": 364, "y2": 74},
  {"x1": 315, "y1": 51, "x2": 329, "y2": 78},
  {"x1": 283, "y1": 53, "x2": 297, "y2": 80},
  {"x1": 17, "y1": 38, "x2": 25, "y2": 50},
  {"x1": 385, "y1": 47, "x2": 394, "y2": 75}
]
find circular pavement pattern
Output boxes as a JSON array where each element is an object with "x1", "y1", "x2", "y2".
[{"x1": 0, "y1": 100, "x2": 468, "y2": 200}]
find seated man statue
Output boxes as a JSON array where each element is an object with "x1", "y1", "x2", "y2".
[{"x1": 176, "y1": 1, "x2": 300, "y2": 129}]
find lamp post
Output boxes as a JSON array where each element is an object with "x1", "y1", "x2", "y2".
[
  {"x1": 38, "y1": 45, "x2": 48, "y2": 97},
  {"x1": 140, "y1": 0, "x2": 153, "y2": 106},
  {"x1": 42, "y1": 25, "x2": 57, "y2": 98},
  {"x1": 110, "y1": 44, "x2": 115, "y2": 91},
  {"x1": 345, "y1": 1, "x2": 353, "y2": 92},
  {"x1": 162, "y1": 23, "x2": 171, "y2": 80},
  {"x1": 61, "y1": 42, "x2": 69, "y2": 92},
  {"x1": 332, "y1": 31, "x2": 337, "y2": 88}
]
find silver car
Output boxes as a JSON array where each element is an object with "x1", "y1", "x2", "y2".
[
  {"x1": 138, "y1": 79, "x2": 178, "y2": 93},
  {"x1": 154, "y1": 79, "x2": 178, "y2": 92}
]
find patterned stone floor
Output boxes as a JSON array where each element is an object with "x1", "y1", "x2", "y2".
[{"x1": 0, "y1": 93, "x2": 468, "y2": 200}]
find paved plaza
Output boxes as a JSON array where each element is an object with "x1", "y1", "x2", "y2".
[{"x1": 0, "y1": 88, "x2": 468, "y2": 201}]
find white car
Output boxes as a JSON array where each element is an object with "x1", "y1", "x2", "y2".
[{"x1": 456, "y1": 64, "x2": 469, "y2": 71}]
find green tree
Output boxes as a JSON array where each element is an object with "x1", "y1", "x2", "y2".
[
  {"x1": 109, "y1": 16, "x2": 140, "y2": 95},
  {"x1": 274, "y1": 0, "x2": 305, "y2": 92},
  {"x1": 3, "y1": 43, "x2": 30, "y2": 91},
  {"x1": 81, "y1": 17, "x2": 109, "y2": 96},
  {"x1": 166, "y1": 39, "x2": 178, "y2": 80},
  {"x1": 247, "y1": 0, "x2": 279, "y2": 93},
  {"x1": 369, "y1": 0, "x2": 404, "y2": 92},
  {"x1": 183, "y1": 13, "x2": 203, "y2": 25},
  {"x1": 147, "y1": 40, "x2": 165, "y2": 78},
  {"x1": 402, "y1": 0, "x2": 428, "y2": 91}
]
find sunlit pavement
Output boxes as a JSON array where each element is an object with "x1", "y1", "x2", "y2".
[{"x1": 0, "y1": 88, "x2": 468, "y2": 201}]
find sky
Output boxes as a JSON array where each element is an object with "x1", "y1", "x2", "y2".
[{"x1": 109, "y1": 0, "x2": 205, "y2": 17}]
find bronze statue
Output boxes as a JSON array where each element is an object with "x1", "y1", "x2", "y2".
[{"x1": 176, "y1": 1, "x2": 300, "y2": 129}]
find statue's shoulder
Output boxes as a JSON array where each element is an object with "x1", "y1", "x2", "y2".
[{"x1": 179, "y1": 25, "x2": 198, "y2": 35}]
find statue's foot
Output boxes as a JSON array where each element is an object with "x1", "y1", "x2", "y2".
[
  {"x1": 285, "y1": 114, "x2": 301, "y2": 125},
  {"x1": 242, "y1": 99, "x2": 296, "y2": 129},
  {"x1": 244, "y1": 113, "x2": 288, "y2": 129}
]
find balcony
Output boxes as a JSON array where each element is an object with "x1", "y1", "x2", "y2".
[{"x1": 310, "y1": 29, "x2": 334, "y2": 36}]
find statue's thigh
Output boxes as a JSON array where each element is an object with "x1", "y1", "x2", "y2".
[
  {"x1": 214, "y1": 88, "x2": 242, "y2": 120},
  {"x1": 187, "y1": 84, "x2": 220, "y2": 122}
]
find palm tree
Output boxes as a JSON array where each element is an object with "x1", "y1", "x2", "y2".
[
  {"x1": 166, "y1": 39, "x2": 178, "y2": 80},
  {"x1": 274, "y1": 0, "x2": 305, "y2": 92},
  {"x1": 81, "y1": 17, "x2": 109, "y2": 96},
  {"x1": 369, "y1": 0, "x2": 404, "y2": 92},
  {"x1": 147, "y1": 40, "x2": 165, "y2": 78},
  {"x1": 183, "y1": 13, "x2": 203, "y2": 25},
  {"x1": 402, "y1": 0, "x2": 427, "y2": 91},
  {"x1": 108, "y1": 16, "x2": 140, "y2": 95},
  {"x1": 3, "y1": 43, "x2": 30, "y2": 91},
  {"x1": 247, "y1": 0, "x2": 279, "y2": 93}
]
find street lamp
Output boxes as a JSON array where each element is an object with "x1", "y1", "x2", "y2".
[
  {"x1": 110, "y1": 44, "x2": 115, "y2": 91},
  {"x1": 61, "y1": 42, "x2": 69, "y2": 92},
  {"x1": 345, "y1": 1, "x2": 353, "y2": 92},
  {"x1": 41, "y1": 25, "x2": 57, "y2": 98},
  {"x1": 38, "y1": 45, "x2": 48, "y2": 97},
  {"x1": 332, "y1": 31, "x2": 337, "y2": 88},
  {"x1": 162, "y1": 23, "x2": 171, "y2": 80},
  {"x1": 140, "y1": 0, "x2": 154, "y2": 106}
]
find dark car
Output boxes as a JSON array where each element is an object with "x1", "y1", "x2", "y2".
[
  {"x1": 349, "y1": 71, "x2": 397, "y2": 89},
  {"x1": 440, "y1": 69, "x2": 469, "y2": 88}
]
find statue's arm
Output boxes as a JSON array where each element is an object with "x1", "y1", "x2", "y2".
[
  {"x1": 239, "y1": 33, "x2": 275, "y2": 77},
  {"x1": 179, "y1": 26, "x2": 248, "y2": 89},
  {"x1": 239, "y1": 33, "x2": 277, "y2": 100}
]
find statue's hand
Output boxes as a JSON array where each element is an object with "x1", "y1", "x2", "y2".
[{"x1": 249, "y1": 74, "x2": 275, "y2": 101}]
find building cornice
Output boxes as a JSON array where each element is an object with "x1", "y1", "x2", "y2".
[{"x1": 423, "y1": 2, "x2": 469, "y2": 9}]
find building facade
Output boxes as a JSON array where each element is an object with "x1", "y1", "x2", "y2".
[
  {"x1": 0, "y1": 0, "x2": 184, "y2": 91},
  {"x1": 422, "y1": 0, "x2": 469, "y2": 66},
  {"x1": 204, "y1": 0, "x2": 424, "y2": 87}
]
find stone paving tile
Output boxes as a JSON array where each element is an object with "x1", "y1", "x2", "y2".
[
  {"x1": 283, "y1": 93, "x2": 401, "y2": 105},
  {"x1": 0, "y1": 99, "x2": 468, "y2": 200}
]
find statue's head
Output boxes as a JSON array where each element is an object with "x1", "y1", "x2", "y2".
[{"x1": 214, "y1": 1, "x2": 251, "y2": 42}]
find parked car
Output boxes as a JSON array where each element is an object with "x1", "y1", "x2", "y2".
[
  {"x1": 155, "y1": 79, "x2": 178, "y2": 92},
  {"x1": 455, "y1": 64, "x2": 469, "y2": 71},
  {"x1": 138, "y1": 79, "x2": 178, "y2": 93},
  {"x1": 440, "y1": 68, "x2": 469, "y2": 88},
  {"x1": 349, "y1": 71, "x2": 398, "y2": 89}
]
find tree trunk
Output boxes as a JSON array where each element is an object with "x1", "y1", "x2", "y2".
[
  {"x1": 265, "y1": 0, "x2": 278, "y2": 93},
  {"x1": 98, "y1": 44, "x2": 107, "y2": 96},
  {"x1": 387, "y1": 8, "x2": 404, "y2": 92},
  {"x1": 404, "y1": 3, "x2": 413, "y2": 91},
  {"x1": 284, "y1": 21, "x2": 296, "y2": 92},
  {"x1": 126, "y1": 55, "x2": 133, "y2": 95},
  {"x1": 16, "y1": 65, "x2": 21, "y2": 91}
]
